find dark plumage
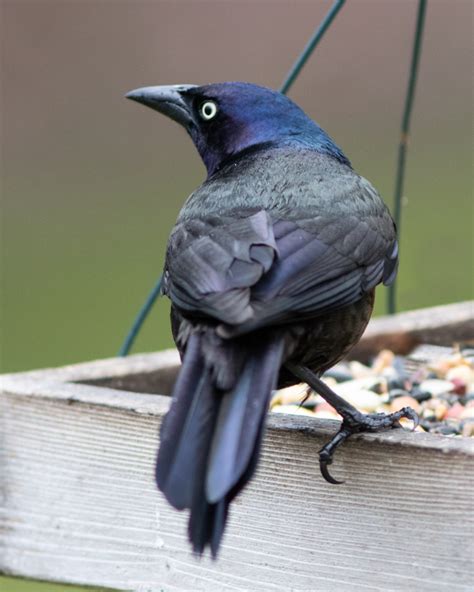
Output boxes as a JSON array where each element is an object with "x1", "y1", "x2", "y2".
[{"x1": 126, "y1": 82, "x2": 415, "y2": 558}]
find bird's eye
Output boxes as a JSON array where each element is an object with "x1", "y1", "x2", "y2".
[{"x1": 199, "y1": 101, "x2": 218, "y2": 121}]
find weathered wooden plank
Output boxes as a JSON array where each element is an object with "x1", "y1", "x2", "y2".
[
  {"x1": 0, "y1": 349, "x2": 181, "y2": 396},
  {"x1": 1, "y1": 378, "x2": 473, "y2": 591},
  {"x1": 1, "y1": 301, "x2": 473, "y2": 589}
]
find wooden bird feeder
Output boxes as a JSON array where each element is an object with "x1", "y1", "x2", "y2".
[{"x1": 1, "y1": 301, "x2": 473, "y2": 591}]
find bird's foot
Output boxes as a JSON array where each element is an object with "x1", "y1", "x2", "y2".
[
  {"x1": 284, "y1": 362, "x2": 419, "y2": 485},
  {"x1": 319, "y1": 406, "x2": 419, "y2": 484}
]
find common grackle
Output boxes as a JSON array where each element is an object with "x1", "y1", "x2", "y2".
[{"x1": 126, "y1": 82, "x2": 418, "y2": 557}]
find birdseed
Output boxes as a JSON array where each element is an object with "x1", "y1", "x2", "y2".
[{"x1": 271, "y1": 345, "x2": 474, "y2": 437}]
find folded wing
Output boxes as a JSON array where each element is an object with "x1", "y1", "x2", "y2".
[{"x1": 165, "y1": 207, "x2": 397, "y2": 336}]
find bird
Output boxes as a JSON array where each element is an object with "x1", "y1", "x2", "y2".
[{"x1": 126, "y1": 82, "x2": 418, "y2": 558}]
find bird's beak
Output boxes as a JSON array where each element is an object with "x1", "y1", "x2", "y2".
[{"x1": 125, "y1": 84, "x2": 197, "y2": 128}]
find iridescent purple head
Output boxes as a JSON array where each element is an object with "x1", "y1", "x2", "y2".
[{"x1": 126, "y1": 81, "x2": 349, "y2": 176}]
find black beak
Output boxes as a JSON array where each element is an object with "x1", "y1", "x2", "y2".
[{"x1": 125, "y1": 84, "x2": 197, "y2": 127}]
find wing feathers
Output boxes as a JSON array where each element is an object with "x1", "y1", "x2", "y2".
[{"x1": 166, "y1": 211, "x2": 397, "y2": 333}]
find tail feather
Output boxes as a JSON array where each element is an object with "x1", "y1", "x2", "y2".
[
  {"x1": 206, "y1": 338, "x2": 284, "y2": 503},
  {"x1": 161, "y1": 368, "x2": 217, "y2": 510},
  {"x1": 188, "y1": 493, "x2": 228, "y2": 558},
  {"x1": 156, "y1": 333, "x2": 204, "y2": 492},
  {"x1": 188, "y1": 399, "x2": 269, "y2": 558},
  {"x1": 156, "y1": 330, "x2": 284, "y2": 557}
]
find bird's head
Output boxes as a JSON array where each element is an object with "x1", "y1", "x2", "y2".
[{"x1": 126, "y1": 81, "x2": 349, "y2": 176}]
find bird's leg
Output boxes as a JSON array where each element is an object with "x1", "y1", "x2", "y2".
[{"x1": 285, "y1": 362, "x2": 419, "y2": 484}]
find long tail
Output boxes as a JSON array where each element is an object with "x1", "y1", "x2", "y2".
[{"x1": 156, "y1": 331, "x2": 284, "y2": 557}]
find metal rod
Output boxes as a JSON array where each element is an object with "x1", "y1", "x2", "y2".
[
  {"x1": 117, "y1": 274, "x2": 163, "y2": 356},
  {"x1": 388, "y1": 0, "x2": 428, "y2": 314},
  {"x1": 118, "y1": 0, "x2": 347, "y2": 356},
  {"x1": 279, "y1": 0, "x2": 346, "y2": 95}
]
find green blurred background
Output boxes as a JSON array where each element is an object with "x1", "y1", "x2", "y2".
[{"x1": 1, "y1": 0, "x2": 472, "y2": 590}]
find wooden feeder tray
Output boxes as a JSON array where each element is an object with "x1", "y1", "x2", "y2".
[{"x1": 1, "y1": 301, "x2": 473, "y2": 591}]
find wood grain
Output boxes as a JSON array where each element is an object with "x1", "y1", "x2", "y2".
[{"x1": 1, "y1": 376, "x2": 473, "y2": 591}]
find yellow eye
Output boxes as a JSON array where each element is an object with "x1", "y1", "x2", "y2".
[{"x1": 200, "y1": 101, "x2": 218, "y2": 120}]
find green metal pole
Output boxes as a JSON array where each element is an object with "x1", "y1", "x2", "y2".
[
  {"x1": 280, "y1": 0, "x2": 346, "y2": 95},
  {"x1": 118, "y1": 275, "x2": 163, "y2": 357}
]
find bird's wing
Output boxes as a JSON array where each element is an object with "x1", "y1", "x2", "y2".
[
  {"x1": 165, "y1": 198, "x2": 397, "y2": 335},
  {"x1": 227, "y1": 215, "x2": 397, "y2": 336},
  {"x1": 165, "y1": 209, "x2": 278, "y2": 325}
]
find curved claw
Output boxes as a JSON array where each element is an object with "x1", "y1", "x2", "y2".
[
  {"x1": 398, "y1": 406, "x2": 420, "y2": 431},
  {"x1": 407, "y1": 407, "x2": 420, "y2": 430},
  {"x1": 320, "y1": 458, "x2": 344, "y2": 485},
  {"x1": 318, "y1": 428, "x2": 350, "y2": 485}
]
